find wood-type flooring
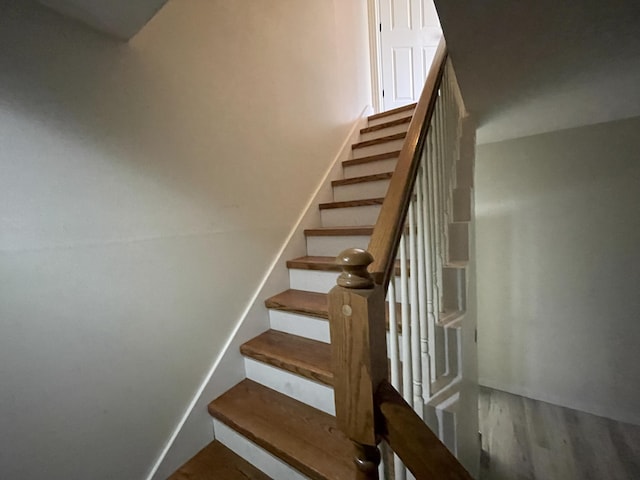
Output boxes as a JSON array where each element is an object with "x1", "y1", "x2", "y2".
[{"x1": 479, "y1": 387, "x2": 640, "y2": 480}]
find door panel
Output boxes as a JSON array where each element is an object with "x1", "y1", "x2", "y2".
[
  {"x1": 392, "y1": 47, "x2": 414, "y2": 103},
  {"x1": 390, "y1": 0, "x2": 412, "y2": 30}
]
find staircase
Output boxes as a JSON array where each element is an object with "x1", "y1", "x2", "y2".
[{"x1": 168, "y1": 94, "x2": 474, "y2": 479}]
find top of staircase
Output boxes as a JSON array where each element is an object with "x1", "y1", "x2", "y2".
[{"x1": 368, "y1": 103, "x2": 417, "y2": 122}]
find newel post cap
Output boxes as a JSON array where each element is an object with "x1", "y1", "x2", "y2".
[{"x1": 335, "y1": 248, "x2": 374, "y2": 289}]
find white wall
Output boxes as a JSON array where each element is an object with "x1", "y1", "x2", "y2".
[
  {"x1": 0, "y1": 1, "x2": 372, "y2": 479},
  {"x1": 475, "y1": 116, "x2": 640, "y2": 425}
]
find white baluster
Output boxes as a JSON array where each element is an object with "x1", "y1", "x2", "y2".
[
  {"x1": 408, "y1": 201, "x2": 423, "y2": 417},
  {"x1": 399, "y1": 234, "x2": 412, "y2": 404},
  {"x1": 432, "y1": 108, "x2": 445, "y2": 316},
  {"x1": 420, "y1": 153, "x2": 438, "y2": 384},
  {"x1": 386, "y1": 325, "x2": 408, "y2": 480},
  {"x1": 415, "y1": 164, "x2": 431, "y2": 401},
  {"x1": 436, "y1": 93, "x2": 447, "y2": 311},
  {"x1": 388, "y1": 281, "x2": 400, "y2": 391}
]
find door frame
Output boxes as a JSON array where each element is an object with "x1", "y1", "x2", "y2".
[{"x1": 367, "y1": 0, "x2": 384, "y2": 113}]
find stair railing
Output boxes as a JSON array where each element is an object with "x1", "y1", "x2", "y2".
[{"x1": 328, "y1": 37, "x2": 472, "y2": 479}]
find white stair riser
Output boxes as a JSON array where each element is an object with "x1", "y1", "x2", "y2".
[
  {"x1": 343, "y1": 158, "x2": 398, "y2": 179},
  {"x1": 213, "y1": 420, "x2": 307, "y2": 480},
  {"x1": 320, "y1": 204, "x2": 381, "y2": 227},
  {"x1": 305, "y1": 234, "x2": 370, "y2": 257},
  {"x1": 368, "y1": 109, "x2": 415, "y2": 127},
  {"x1": 289, "y1": 268, "x2": 413, "y2": 299},
  {"x1": 359, "y1": 122, "x2": 410, "y2": 142},
  {"x1": 244, "y1": 358, "x2": 335, "y2": 415},
  {"x1": 333, "y1": 179, "x2": 390, "y2": 202},
  {"x1": 289, "y1": 269, "x2": 337, "y2": 294},
  {"x1": 268, "y1": 310, "x2": 330, "y2": 343},
  {"x1": 352, "y1": 139, "x2": 406, "y2": 159}
]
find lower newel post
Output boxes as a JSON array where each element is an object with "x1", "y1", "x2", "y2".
[{"x1": 328, "y1": 248, "x2": 389, "y2": 479}]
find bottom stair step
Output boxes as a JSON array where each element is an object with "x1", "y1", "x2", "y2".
[
  {"x1": 168, "y1": 440, "x2": 271, "y2": 480},
  {"x1": 209, "y1": 379, "x2": 356, "y2": 480}
]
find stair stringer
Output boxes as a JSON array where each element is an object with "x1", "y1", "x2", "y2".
[
  {"x1": 450, "y1": 114, "x2": 479, "y2": 478},
  {"x1": 422, "y1": 114, "x2": 479, "y2": 478},
  {"x1": 147, "y1": 106, "x2": 372, "y2": 480}
]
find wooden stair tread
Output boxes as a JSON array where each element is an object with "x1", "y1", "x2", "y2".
[
  {"x1": 332, "y1": 172, "x2": 393, "y2": 187},
  {"x1": 368, "y1": 103, "x2": 417, "y2": 121},
  {"x1": 241, "y1": 330, "x2": 332, "y2": 385},
  {"x1": 352, "y1": 132, "x2": 407, "y2": 150},
  {"x1": 208, "y1": 379, "x2": 356, "y2": 480},
  {"x1": 360, "y1": 115, "x2": 412, "y2": 134},
  {"x1": 266, "y1": 287, "x2": 455, "y2": 335},
  {"x1": 318, "y1": 197, "x2": 384, "y2": 210},
  {"x1": 287, "y1": 256, "x2": 409, "y2": 277},
  {"x1": 342, "y1": 150, "x2": 400, "y2": 167},
  {"x1": 265, "y1": 289, "x2": 328, "y2": 318},
  {"x1": 168, "y1": 440, "x2": 271, "y2": 480},
  {"x1": 287, "y1": 256, "x2": 337, "y2": 271},
  {"x1": 304, "y1": 226, "x2": 374, "y2": 237}
]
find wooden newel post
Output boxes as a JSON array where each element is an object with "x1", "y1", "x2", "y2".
[{"x1": 329, "y1": 248, "x2": 389, "y2": 479}]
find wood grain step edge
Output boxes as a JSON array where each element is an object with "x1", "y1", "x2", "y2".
[
  {"x1": 304, "y1": 226, "x2": 374, "y2": 237},
  {"x1": 287, "y1": 257, "x2": 415, "y2": 277},
  {"x1": 352, "y1": 132, "x2": 407, "y2": 150},
  {"x1": 265, "y1": 288, "x2": 409, "y2": 334},
  {"x1": 368, "y1": 103, "x2": 417, "y2": 121},
  {"x1": 286, "y1": 256, "x2": 338, "y2": 272},
  {"x1": 332, "y1": 172, "x2": 393, "y2": 187},
  {"x1": 342, "y1": 150, "x2": 400, "y2": 167},
  {"x1": 360, "y1": 115, "x2": 412, "y2": 134},
  {"x1": 208, "y1": 379, "x2": 356, "y2": 480},
  {"x1": 303, "y1": 225, "x2": 410, "y2": 237},
  {"x1": 265, "y1": 289, "x2": 328, "y2": 319},
  {"x1": 168, "y1": 440, "x2": 271, "y2": 480},
  {"x1": 318, "y1": 197, "x2": 384, "y2": 210},
  {"x1": 241, "y1": 330, "x2": 333, "y2": 386}
]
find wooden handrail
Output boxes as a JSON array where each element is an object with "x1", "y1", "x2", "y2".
[
  {"x1": 367, "y1": 38, "x2": 448, "y2": 289},
  {"x1": 376, "y1": 380, "x2": 474, "y2": 480}
]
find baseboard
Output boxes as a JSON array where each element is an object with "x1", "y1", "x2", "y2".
[
  {"x1": 145, "y1": 106, "x2": 372, "y2": 480},
  {"x1": 478, "y1": 377, "x2": 640, "y2": 427}
]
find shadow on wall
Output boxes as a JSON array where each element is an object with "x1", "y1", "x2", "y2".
[
  {"x1": 436, "y1": 0, "x2": 640, "y2": 121},
  {"x1": 434, "y1": 0, "x2": 640, "y2": 142}
]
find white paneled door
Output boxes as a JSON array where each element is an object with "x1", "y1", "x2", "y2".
[{"x1": 378, "y1": 0, "x2": 442, "y2": 111}]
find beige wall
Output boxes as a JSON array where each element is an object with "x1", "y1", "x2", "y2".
[
  {"x1": 475, "y1": 116, "x2": 640, "y2": 425},
  {"x1": 0, "y1": 1, "x2": 372, "y2": 478}
]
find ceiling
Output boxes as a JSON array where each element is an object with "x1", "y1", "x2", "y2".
[
  {"x1": 434, "y1": 0, "x2": 640, "y2": 143},
  {"x1": 39, "y1": 0, "x2": 168, "y2": 39}
]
